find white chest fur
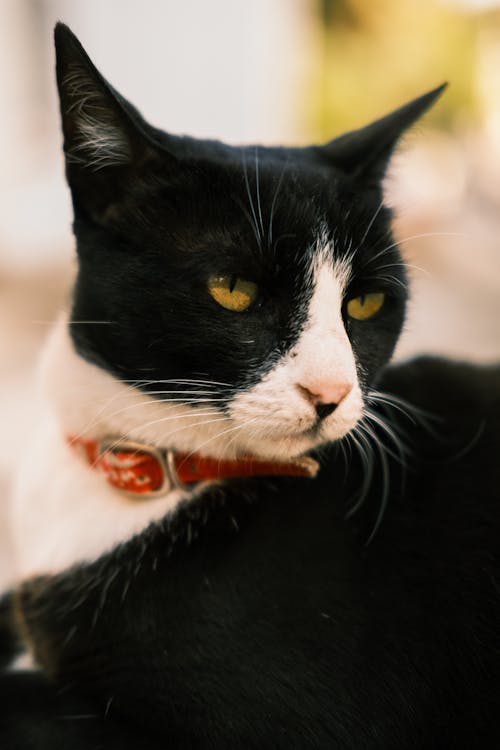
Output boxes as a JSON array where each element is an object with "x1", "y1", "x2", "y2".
[
  {"x1": 9, "y1": 406, "x2": 186, "y2": 579},
  {"x1": 8, "y1": 318, "x2": 191, "y2": 579}
]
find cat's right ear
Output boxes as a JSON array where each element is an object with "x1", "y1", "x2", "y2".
[
  {"x1": 317, "y1": 85, "x2": 447, "y2": 187},
  {"x1": 54, "y1": 23, "x2": 168, "y2": 222}
]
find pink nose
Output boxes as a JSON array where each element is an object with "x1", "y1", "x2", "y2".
[{"x1": 296, "y1": 381, "x2": 352, "y2": 420}]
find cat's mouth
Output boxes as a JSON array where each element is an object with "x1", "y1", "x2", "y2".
[
  {"x1": 223, "y1": 385, "x2": 365, "y2": 460},
  {"x1": 291, "y1": 416, "x2": 325, "y2": 441},
  {"x1": 232, "y1": 416, "x2": 356, "y2": 462},
  {"x1": 302, "y1": 421, "x2": 324, "y2": 439}
]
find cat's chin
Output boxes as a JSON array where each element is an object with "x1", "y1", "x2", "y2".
[{"x1": 234, "y1": 423, "x2": 357, "y2": 462}]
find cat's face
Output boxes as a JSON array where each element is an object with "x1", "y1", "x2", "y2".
[{"x1": 55, "y1": 25, "x2": 443, "y2": 461}]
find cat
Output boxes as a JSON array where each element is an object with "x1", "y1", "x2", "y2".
[
  {"x1": 1, "y1": 22, "x2": 500, "y2": 750},
  {"x1": 6, "y1": 23, "x2": 438, "y2": 580}
]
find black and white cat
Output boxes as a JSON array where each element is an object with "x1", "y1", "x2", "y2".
[
  {"x1": 8, "y1": 24, "x2": 422, "y2": 579},
  {"x1": 2, "y1": 23, "x2": 500, "y2": 750}
]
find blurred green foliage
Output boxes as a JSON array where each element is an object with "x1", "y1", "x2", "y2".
[{"x1": 306, "y1": 0, "x2": 500, "y2": 140}]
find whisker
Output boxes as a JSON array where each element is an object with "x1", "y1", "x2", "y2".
[
  {"x1": 33, "y1": 320, "x2": 115, "y2": 325},
  {"x1": 353, "y1": 422, "x2": 392, "y2": 535},
  {"x1": 344, "y1": 428, "x2": 375, "y2": 518},
  {"x1": 367, "y1": 393, "x2": 416, "y2": 425},
  {"x1": 344, "y1": 401, "x2": 413, "y2": 543},
  {"x1": 119, "y1": 378, "x2": 233, "y2": 388},
  {"x1": 241, "y1": 148, "x2": 262, "y2": 247},
  {"x1": 223, "y1": 423, "x2": 250, "y2": 457},
  {"x1": 254, "y1": 146, "x2": 265, "y2": 239},
  {"x1": 379, "y1": 275, "x2": 408, "y2": 292},
  {"x1": 121, "y1": 410, "x2": 223, "y2": 435},
  {"x1": 367, "y1": 391, "x2": 413, "y2": 414},
  {"x1": 267, "y1": 155, "x2": 289, "y2": 247},
  {"x1": 238, "y1": 201, "x2": 263, "y2": 248},
  {"x1": 447, "y1": 419, "x2": 486, "y2": 463},
  {"x1": 89, "y1": 412, "x2": 227, "y2": 466},
  {"x1": 366, "y1": 231, "x2": 465, "y2": 267},
  {"x1": 361, "y1": 408, "x2": 412, "y2": 465},
  {"x1": 66, "y1": 378, "x2": 229, "y2": 442},
  {"x1": 83, "y1": 397, "x2": 227, "y2": 427},
  {"x1": 180, "y1": 416, "x2": 260, "y2": 463},
  {"x1": 92, "y1": 415, "x2": 232, "y2": 472},
  {"x1": 375, "y1": 261, "x2": 433, "y2": 280},
  {"x1": 67, "y1": 386, "x2": 160, "y2": 445},
  {"x1": 367, "y1": 390, "x2": 443, "y2": 435},
  {"x1": 164, "y1": 416, "x2": 231, "y2": 446},
  {"x1": 357, "y1": 424, "x2": 404, "y2": 508},
  {"x1": 131, "y1": 390, "x2": 225, "y2": 398},
  {"x1": 359, "y1": 199, "x2": 385, "y2": 248},
  {"x1": 364, "y1": 434, "x2": 390, "y2": 546}
]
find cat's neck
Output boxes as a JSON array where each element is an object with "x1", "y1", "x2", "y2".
[
  {"x1": 41, "y1": 314, "x2": 240, "y2": 460},
  {"x1": 10, "y1": 315, "x2": 199, "y2": 580}
]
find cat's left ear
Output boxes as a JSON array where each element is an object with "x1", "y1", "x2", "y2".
[
  {"x1": 54, "y1": 23, "x2": 167, "y2": 222},
  {"x1": 318, "y1": 84, "x2": 447, "y2": 184}
]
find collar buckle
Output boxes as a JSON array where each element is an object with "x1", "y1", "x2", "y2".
[
  {"x1": 164, "y1": 449, "x2": 187, "y2": 490},
  {"x1": 97, "y1": 438, "x2": 184, "y2": 499}
]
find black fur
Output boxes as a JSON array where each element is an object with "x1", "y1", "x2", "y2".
[{"x1": 0, "y1": 594, "x2": 21, "y2": 670}]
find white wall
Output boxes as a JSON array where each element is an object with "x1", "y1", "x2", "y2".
[{"x1": 0, "y1": 0, "x2": 310, "y2": 268}]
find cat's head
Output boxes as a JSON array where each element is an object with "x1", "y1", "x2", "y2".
[{"x1": 54, "y1": 23, "x2": 444, "y2": 461}]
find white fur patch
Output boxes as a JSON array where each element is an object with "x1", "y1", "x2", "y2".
[
  {"x1": 229, "y1": 247, "x2": 363, "y2": 459},
  {"x1": 8, "y1": 650, "x2": 37, "y2": 673},
  {"x1": 64, "y1": 66, "x2": 131, "y2": 171},
  {"x1": 8, "y1": 317, "x2": 225, "y2": 579},
  {"x1": 9, "y1": 406, "x2": 187, "y2": 579}
]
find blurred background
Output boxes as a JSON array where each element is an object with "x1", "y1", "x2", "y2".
[{"x1": 1, "y1": 0, "x2": 500, "y2": 580}]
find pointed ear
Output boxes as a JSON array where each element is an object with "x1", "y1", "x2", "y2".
[
  {"x1": 319, "y1": 84, "x2": 447, "y2": 184},
  {"x1": 54, "y1": 23, "x2": 161, "y2": 221}
]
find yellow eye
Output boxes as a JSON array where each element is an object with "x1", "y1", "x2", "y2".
[
  {"x1": 346, "y1": 292, "x2": 385, "y2": 321},
  {"x1": 207, "y1": 275, "x2": 258, "y2": 312}
]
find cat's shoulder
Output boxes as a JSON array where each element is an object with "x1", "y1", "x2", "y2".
[{"x1": 380, "y1": 355, "x2": 500, "y2": 411}]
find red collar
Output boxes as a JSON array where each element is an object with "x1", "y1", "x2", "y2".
[{"x1": 68, "y1": 435, "x2": 319, "y2": 498}]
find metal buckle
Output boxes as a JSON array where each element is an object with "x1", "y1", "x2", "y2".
[
  {"x1": 165, "y1": 449, "x2": 187, "y2": 490},
  {"x1": 97, "y1": 437, "x2": 177, "y2": 499}
]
